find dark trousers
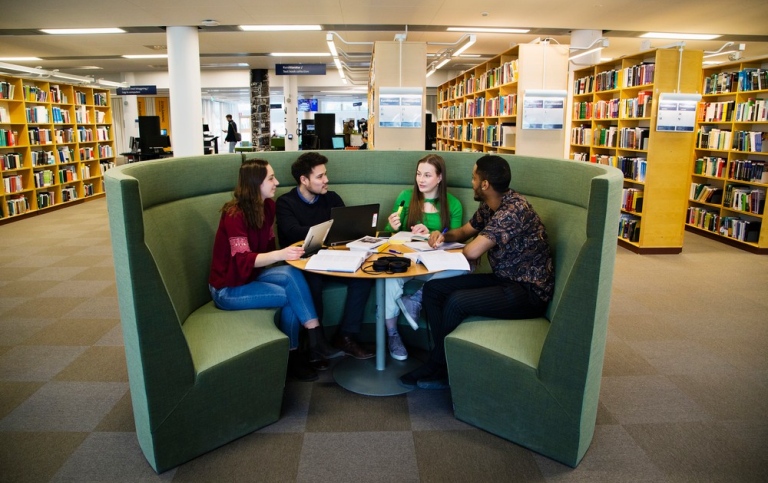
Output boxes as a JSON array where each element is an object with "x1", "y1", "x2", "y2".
[
  {"x1": 304, "y1": 271, "x2": 373, "y2": 336},
  {"x1": 423, "y1": 273, "x2": 548, "y2": 365}
]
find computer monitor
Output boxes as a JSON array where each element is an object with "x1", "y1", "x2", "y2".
[{"x1": 331, "y1": 135, "x2": 345, "y2": 149}]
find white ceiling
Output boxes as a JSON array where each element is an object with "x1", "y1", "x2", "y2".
[{"x1": 2, "y1": 0, "x2": 767, "y2": 102}]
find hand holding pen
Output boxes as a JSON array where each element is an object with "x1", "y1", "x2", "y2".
[{"x1": 428, "y1": 227, "x2": 448, "y2": 248}]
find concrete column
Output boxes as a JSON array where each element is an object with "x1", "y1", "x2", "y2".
[
  {"x1": 121, "y1": 72, "x2": 139, "y2": 146},
  {"x1": 166, "y1": 26, "x2": 204, "y2": 156},
  {"x1": 283, "y1": 75, "x2": 299, "y2": 151}
]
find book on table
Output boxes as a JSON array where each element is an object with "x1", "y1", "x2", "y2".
[
  {"x1": 404, "y1": 240, "x2": 465, "y2": 251},
  {"x1": 346, "y1": 236, "x2": 388, "y2": 252},
  {"x1": 404, "y1": 250, "x2": 470, "y2": 272},
  {"x1": 304, "y1": 250, "x2": 369, "y2": 273}
]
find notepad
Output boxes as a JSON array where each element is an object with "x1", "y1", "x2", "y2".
[
  {"x1": 404, "y1": 250, "x2": 470, "y2": 272},
  {"x1": 304, "y1": 250, "x2": 369, "y2": 273}
]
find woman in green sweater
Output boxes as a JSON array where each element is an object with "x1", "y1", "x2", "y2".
[{"x1": 383, "y1": 154, "x2": 463, "y2": 361}]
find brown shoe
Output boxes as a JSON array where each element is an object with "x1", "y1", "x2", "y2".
[{"x1": 333, "y1": 334, "x2": 374, "y2": 360}]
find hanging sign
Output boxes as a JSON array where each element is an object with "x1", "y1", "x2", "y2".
[
  {"x1": 656, "y1": 93, "x2": 701, "y2": 132},
  {"x1": 521, "y1": 90, "x2": 566, "y2": 130}
]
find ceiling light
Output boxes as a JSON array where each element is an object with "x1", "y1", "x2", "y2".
[
  {"x1": 51, "y1": 71, "x2": 93, "y2": 83},
  {"x1": 426, "y1": 66, "x2": 437, "y2": 78},
  {"x1": 569, "y1": 38, "x2": 609, "y2": 61},
  {"x1": 703, "y1": 42, "x2": 745, "y2": 59},
  {"x1": 122, "y1": 54, "x2": 168, "y2": 59},
  {"x1": 40, "y1": 28, "x2": 125, "y2": 35},
  {"x1": 269, "y1": 52, "x2": 330, "y2": 57},
  {"x1": 239, "y1": 25, "x2": 321, "y2": 31},
  {"x1": 452, "y1": 35, "x2": 476, "y2": 57},
  {"x1": 447, "y1": 27, "x2": 529, "y2": 34},
  {"x1": 640, "y1": 32, "x2": 721, "y2": 40},
  {"x1": 97, "y1": 79, "x2": 127, "y2": 88},
  {"x1": 435, "y1": 57, "x2": 451, "y2": 69},
  {"x1": 326, "y1": 33, "x2": 339, "y2": 58},
  {"x1": 0, "y1": 62, "x2": 48, "y2": 75},
  {"x1": 0, "y1": 57, "x2": 42, "y2": 61}
]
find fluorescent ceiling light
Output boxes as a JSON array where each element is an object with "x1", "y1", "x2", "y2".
[
  {"x1": 122, "y1": 54, "x2": 168, "y2": 59},
  {"x1": 458, "y1": 54, "x2": 481, "y2": 58},
  {"x1": 239, "y1": 25, "x2": 321, "y2": 31},
  {"x1": 569, "y1": 46, "x2": 603, "y2": 61},
  {"x1": 51, "y1": 72, "x2": 93, "y2": 83},
  {"x1": 640, "y1": 32, "x2": 721, "y2": 40},
  {"x1": 0, "y1": 57, "x2": 42, "y2": 61},
  {"x1": 40, "y1": 28, "x2": 125, "y2": 35},
  {"x1": 269, "y1": 52, "x2": 330, "y2": 57},
  {"x1": 326, "y1": 34, "x2": 339, "y2": 58},
  {"x1": 426, "y1": 67, "x2": 437, "y2": 78},
  {"x1": 435, "y1": 57, "x2": 451, "y2": 69},
  {"x1": 97, "y1": 79, "x2": 127, "y2": 87},
  {"x1": 0, "y1": 62, "x2": 47, "y2": 75},
  {"x1": 703, "y1": 60, "x2": 725, "y2": 65},
  {"x1": 452, "y1": 35, "x2": 476, "y2": 57},
  {"x1": 447, "y1": 27, "x2": 529, "y2": 34}
]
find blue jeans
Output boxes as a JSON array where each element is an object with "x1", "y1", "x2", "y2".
[
  {"x1": 209, "y1": 265, "x2": 317, "y2": 349},
  {"x1": 228, "y1": 141, "x2": 236, "y2": 153}
]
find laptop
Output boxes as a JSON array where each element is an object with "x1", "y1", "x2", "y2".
[
  {"x1": 326, "y1": 204, "x2": 380, "y2": 246},
  {"x1": 301, "y1": 219, "x2": 334, "y2": 257}
]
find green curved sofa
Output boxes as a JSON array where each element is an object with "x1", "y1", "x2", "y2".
[{"x1": 105, "y1": 150, "x2": 621, "y2": 471}]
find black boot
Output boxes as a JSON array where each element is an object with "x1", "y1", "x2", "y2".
[
  {"x1": 307, "y1": 326, "x2": 345, "y2": 362},
  {"x1": 287, "y1": 350, "x2": 318, "y2": 382}
]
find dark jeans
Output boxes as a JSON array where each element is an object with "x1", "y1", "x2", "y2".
[
  {"x1": 304, "y1": 271, "x2": 374, "y2": 336},
  {"x1": 423, "y1": 273, "x2": 548, "y2": 365}
]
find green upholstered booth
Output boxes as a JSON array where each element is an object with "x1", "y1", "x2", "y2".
[{"x1": 105, "y1": 150, "x2": 621, "y2": 470}]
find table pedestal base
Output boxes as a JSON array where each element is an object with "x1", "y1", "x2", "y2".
[{"x1": 334, "y1": 356, "x2": 422, "y2": 396}]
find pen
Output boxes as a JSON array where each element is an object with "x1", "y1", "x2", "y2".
[
  {"x1": 441, "y1": 227, "x2": 448, "y2": 235},
  {"x1": 388, "y1": 249, "x2": 403, "y2": 255}
]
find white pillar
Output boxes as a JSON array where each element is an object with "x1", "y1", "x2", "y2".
[
  {"x1": 167, "y1": 26, "x2": 204, "y2": 156},
  {"x1": 121, "y1": 72, "x2": 139, "y2": 147},
  {"x1": 570, "y1": 30, "x2": 603, "y2": 66},
  {"x1": 283, "y1": 75, "x2": 299, "y2": 151}
]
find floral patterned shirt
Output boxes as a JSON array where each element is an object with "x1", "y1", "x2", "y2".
[{"x1": 469, "y1": 190, "x2": 554, "y2": 302}]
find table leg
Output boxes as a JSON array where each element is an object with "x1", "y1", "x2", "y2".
[{"x1": 333, "y1": 277, "x2": 420, "y2": 396}]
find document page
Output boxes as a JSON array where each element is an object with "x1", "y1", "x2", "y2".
[{"x1": 405, "y1": 250, "x2": 470, "y2": 272}]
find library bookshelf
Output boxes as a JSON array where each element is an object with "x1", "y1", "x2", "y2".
[
  {"x1": 0, "y1": 75, "x2": 115, "y2": 223},
  {"x1": 569, "y1": 48, "x2": 703, "y2": 254},
  {"x1": 435, "y1": 43, "x2": 569, "y2": 158},
  {"x1": 687, "y1": 56, "x2": 768, "y2": 254}
]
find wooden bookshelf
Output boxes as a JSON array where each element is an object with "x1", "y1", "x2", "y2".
[
  {"x1": 569, "y1": 48, "x2": 703, "y2": 254},
  {"x1": 687, "y1": 56, "x2": 768, "y2": 254},
  {"x1": 0, "y1": 75, "x2": 115, "y2": 223},
  {"x1": 435, "y1": 43, "x2": 569, "y2": 158}
]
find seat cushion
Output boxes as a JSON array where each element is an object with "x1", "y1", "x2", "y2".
[{"x1": 446, "y1": 317, "x2": 550, "y2": 369}]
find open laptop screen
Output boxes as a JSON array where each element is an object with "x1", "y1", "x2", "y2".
[{"x1": 326, "y1": 204, "x2": 380, "y2": 246}]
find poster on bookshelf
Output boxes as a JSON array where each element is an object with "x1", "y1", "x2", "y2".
[
  {"x1": 656, "y1": 93, "x2": 701, "y2": 132},
  {"x1": 521, "y1": 90, "x2": 566, "y2": 130}
]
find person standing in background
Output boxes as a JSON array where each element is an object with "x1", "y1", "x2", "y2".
[{"x1": 223, "y1": 114, "x2": 238, "y2": 153}]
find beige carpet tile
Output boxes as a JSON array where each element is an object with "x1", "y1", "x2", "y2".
[
  {"x1": 94, "y1": 391, "x2": 136, "y2": 433},
  {"x1": 625, "y1": 421, "x2": 766, "y2": 482},
  {"x1": 53, "y1": 346, "x2": 128, "y2": 382},
  {"x1": 18, "y1": 266, "x2": 90, "y2": 282},
  {"x1": 0, "y1": 317, "x2": 56, "y2": 346},
  {"x1": 93, "y1": 324, "x2": 125, "y2": 346},
  {"x1": 0, "y1": 381, "x2": 44, "y2": 419},
  {"x1": 0, "y1": 280, "x2": 60, "y2": 297},
  {"x1": 4, "y1": 255, "x2": 70, "y2": 269},
  {"x1": 668, "y1": 372, "x2": 768, "y2": 421},
  {"x1": 3, "y1": 297, "x2": 89, "y2": 319},
  {"x1": 0, "y1": 431, "x2": 89, "y2": 483},
  {"x1": 61, "y1": 297, "x2": 121, "y2": 320},
  {"x1": 37, "y1": 280, "x2": 115, "y2": 298},
  {"x1": 69, "y1": 266, "x2": 116, "y2": 282},
  {"x1": 601, "y1": 336, "x2": 660, "y2": 377},
  {"x1": 0, "y1": 381, "x2": 128, "y2": 432},
  {"x1": 414, "y1": 429, "x2": 544, "y2": 482},
  {"x1": 594, "y1": 401, "x2": 619, "y2": 425},
  {"x1": 21, "y1": 319, "x2": 118, "y2": 347},
  {"x1": 0, "y1": 345, "x2": 87, "y2": 382},
  {"x1": 49, "y1": 254, "x2": 108, "y2": 269},
  {"x1": 259, "y1": 380, "x2": 313, "y2": 434},
  {"x1": 608, "y1": 312, "x2": 688, "y2": 342},
  {"x1": 599, "y1": 375, "x2": 712, "y2": 425},
  {"x1": 0, "y1": 267, "x2": 38, "y2": 283},
  {"x1": 626, "y1": 339, "x2": 739, "y2": 376}
]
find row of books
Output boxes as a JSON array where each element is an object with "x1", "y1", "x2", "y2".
[
  {"x1": 693, "y1": 156, "x2": 727, "y2": 178},
  {"x1": 99, "y1": 144, "x2": 114, "y2": 158},
  {"x1": 0, "y1": 81, "x2": 16, "y2": 100},
  {"x1": 0, "y1": 128, "x2": 19, "y2": 146},
  {"x1": 49, "y1": 85, "x2": 68, "y2": 104},
  {"x1": 618, "y1": 214, "x2": 641, "y2": 242},
  {"x1": 28, "y1": 127, "x2": 53, "y2": 145},
  {"x1": 724, "y1": 185, "x2": 765, "y2": 214},
  {"x1": 687, "y1": 207, "x2": 720, "y2": 233},
  {"x1": 99, "y1": 161, "x2": 116, "y2": 173},
  {"x1": 52, "y1": 107, "x2": 72, "y2": 124},
  {"x1": 3, "y1": 174, "x2": 24, "y2": 193},
  {"x1": 720, "y1": 216, "x2": 761, "y2": 242},
  {"x1": 93, "y1": 93, "x2": 108, "y2": 107},
  {"x1": 621, "y1": 188, "x2": 644, "y2": 213},
  {"x1": 573, "y1": 75, "x2": 594, "y2": 96},
  {"x1": 570, "y1": 125, "x2": 591, "y2": 145},
  {"x1": 37, "y1": 190, "x2": 55, "y2": 209},
  {"x1": 61, "y1": 186, "x2": 78, "y2": 202},
  {"x1": 621, "y1": 91, "x2": 653, "y2": 118},
  {"x1": 80, "y1": 147, "x2": 95, "y2": 160},
  {"x1": 6, "y1": 195, "x2": 30, "y2": 216},
  {"x1": 729, "y1": 159, "x2": 767, "y2": 184},
  {"x1": 690, "y1": 183, "x2": 724, "y2": 204},
  {"x1": 33, "y1": 169, "x2": 55, "y2": 188},
  {"x1": 622, "y1": 63, "x2": 655, "y2": 88},
  {"x1": 734, "y1": 98, "x2": 767, "y2": 122},
  {"x1": 84, "y1": 182, "x2": 95, "y2": 196},
  {"x1": 477, "y1": 60, "x2": 519, "y2": 90},
  {"x1": 595, "y1": 69, "x2": 620, "y2": 92},
  {"x1": 23, "y1": 85, "x2": 48, "y2": 103},
  {"x1": 59, "y1": 167, "x2": 78, "y2": 183},
  {"x1": 1, "y1": 153, "x2": 22, "y2": 170},
  {"x1": 699, "y1": 101, "x2": 735, "y2": 122},
  {"x1": 0, "y1": 106, "x2": 10, "y2": 123},
  {"x1": 697, "y1": 97, "x2": 767, "y2": 123},
  {"x1": 56, "y1": 128, "x2": 76, "y2": 143},
  {"x1": 696, "y1": 127, "x2": 732, "y2": 151},
  {"x1": 31, "y1": 150, "x2": 56, "y2": 166},
  {"x1": 617, "y1": 156, "x2": 647, "y2": 182},
  {"x1": 593, "y1": 99, "x2": 620, "y2": 119},
  {"x1": 703, "y1": 69, "x2": 768, "y2": 95}
]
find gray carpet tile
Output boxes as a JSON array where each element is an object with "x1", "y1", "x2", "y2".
[
  {"x1": 0, "y1": 345, "x2": 87, "y2": 381},
  {"x1": 0, "y1": 431, "x2": 89, "y2": 483}
]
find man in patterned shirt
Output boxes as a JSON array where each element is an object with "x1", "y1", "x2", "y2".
[{"x1": 399, "y1": 154, "x2": 555, "y2": 390}]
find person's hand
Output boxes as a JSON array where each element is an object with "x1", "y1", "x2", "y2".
[
  {"x1": 280, "y1": 246, "x2": 305, "y2": 261},
  {"x1": 427, "y1": 229, "x2": 444, "y2": 248},
  {"x1": 411, "y1": 223, "x2": 429, "y2": 235},
  {"x1": 387, "y1": 212, "x2": 402, "y2": 231}
]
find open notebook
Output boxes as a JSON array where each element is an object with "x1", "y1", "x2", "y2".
[{"x1": 304, "y1": 249, "x2": 369, "y2": 273}]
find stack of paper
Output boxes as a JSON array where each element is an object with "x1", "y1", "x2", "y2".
[
  {"x1": 304, "y1": 250, "x2": 369, "y2": 273},
  {"x1": 405, "y1": 250, "x2": 470, "y2": 272}
]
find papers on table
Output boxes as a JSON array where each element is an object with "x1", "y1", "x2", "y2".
[
  {"x1": 346, "y1": 236, "x2": 388, "y2": 252},
  {"x1": 403, "y1": 241, "x2": 466, "y2": 251},
  {"x1": 388, "y1": 231, "x2": 416, "y2": 244},
  {"x1": 404, "y1": 250, "x2": 470, "y2": 272},
  {"x1": 304, "y1": 250, "x2": 369, "y2": 273}
]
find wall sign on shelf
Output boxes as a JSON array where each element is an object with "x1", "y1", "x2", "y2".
[
  {"x1": 656, "y1": 93, "x2": 702, "y2": 132},
  {"x1": 521, "y1": 90, "x2": 566, "y2": 130},
  {"x1": 378, "y1": 87, "x2": 423, "y2": 128}
]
